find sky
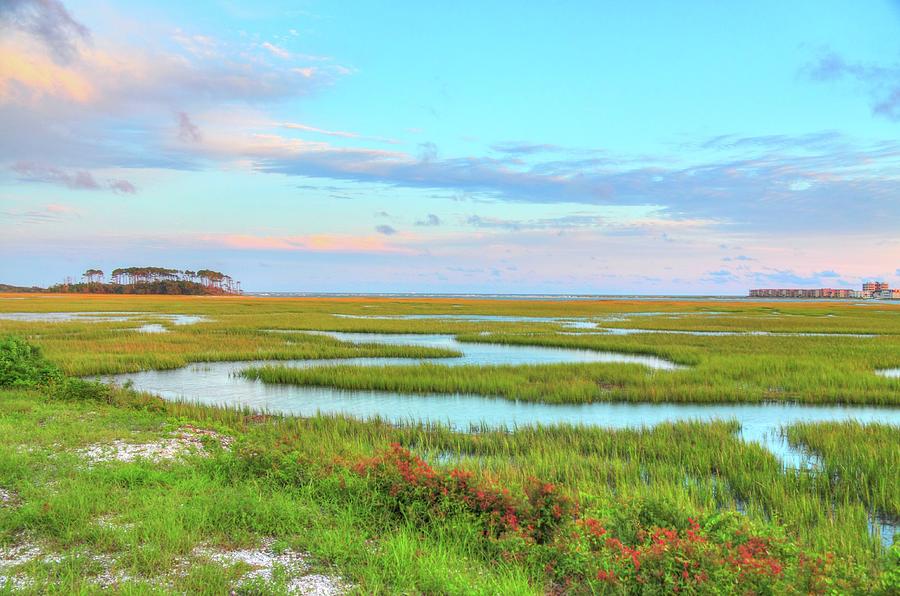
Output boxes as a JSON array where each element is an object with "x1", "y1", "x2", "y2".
[{"x1": 2, "y1": 0, "x2": 900, "y2": 294}]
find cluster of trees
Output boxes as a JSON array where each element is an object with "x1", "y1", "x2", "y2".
[
  {"x1": 48, "y1": 267, "x2": 242, "y2": 295},
  {"x1": 104, "y1": 268, "x2": 238, "y2": 292}
]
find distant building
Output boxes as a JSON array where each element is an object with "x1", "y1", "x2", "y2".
[
  {"x1": 862, "y1": 281, "x2": 890, "y2": 298},
  {"x1": 863, "y1": 281, "x2": 889, "y2": 293},
  {"x1": 749, "y1": 281, "x2": 891, "y2": 300}
]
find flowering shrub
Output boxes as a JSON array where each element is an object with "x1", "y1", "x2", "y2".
[
  {"x1": 353, "y1": 444, "x2": 877, "y2": 594},
  {"x1": 353, "y1": 443, "x2": 571, "y2": 542}
]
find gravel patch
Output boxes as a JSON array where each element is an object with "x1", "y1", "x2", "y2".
[
  {"x1": 0, "y1": 488, "x2": 18, "y2": 507},
  {"x1": 288, "y1": 573, "x2": 349, "y2": 596},
  {"x1": 79, "y1": 426, "x2": 233, "y2": 464},
  {"x1": 94, "y1": 514, "x2": 135, "y2": 532},
  {"x1": 0, "y1": 532, "x2": 346, "y2": 593},
  {"x1": 0, "y1": 539, "x2": 42, "y2": 591},
  {"x1": 0, "y1": 539, "x2": 142, "y2": 590},
  {"x1": 90, "y1": 553, "x2": 138, "y2": 589},
  {"x1": 195, "y1": 539, "x2": 347, "y2": 595}
]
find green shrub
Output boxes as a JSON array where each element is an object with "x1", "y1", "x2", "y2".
[
  {"x1": 51, "y1": 377, "x2": 111, "y2": 402},
  {"x1": 0, "y1": 335, "x2": 111, "y2": 401},
  {"x1": 0, "y1": 335, "x2": 63, "y2": 388}
]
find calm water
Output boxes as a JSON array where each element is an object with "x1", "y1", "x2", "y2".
[
  {"x1": 332, "y1": 313, "x2": 880, "y2": 337},
  {"x1": 102, "y1": 331, "x2": 899, "y2": 468},
  {"x1": 570, "y1": 328, "x2": 877, "y2": 338},
  {"x1": 299, "y1": 331, "x2": 681, "y2": 369},
  {"x1": 0, "y1": 312, "x2": 207, "y2": 327},
  {"x1": 98, "y1": 330, "x2": 899, "y2": 545}
]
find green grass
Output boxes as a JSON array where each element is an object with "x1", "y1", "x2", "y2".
[
  {"x1": 785, "y1": 421, "x2": 900, "y2": 521},
  {"x1": 0, "y1": 384, "x2": 896, "y2": 592},
  {"x1": 4, "y1": 294, "x2": 900, "y2": 404},
  {"x1": 0, "y1": 388, "x2": 539, "y2": 593},
  {"x1": 0, "y1": 295, "x2": 898, "y2": 592}
]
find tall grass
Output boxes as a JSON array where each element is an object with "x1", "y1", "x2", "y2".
[
  {"x1": 785, "y1": 421, "x2": 899, "y2": 521},
  {"x1": 1, "y1": 325, "x2": 897, "y2": 591},
  {"x1": 4, "y1": 294, "x2": 900, "y2": 404},
  {"x1": 3, "y1": 383, "x2": 893, "y2": 585}
]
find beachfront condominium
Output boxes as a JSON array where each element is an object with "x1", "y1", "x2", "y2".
[{"x1": 750, "y1": 281, "x2": 895, "y2": 299}]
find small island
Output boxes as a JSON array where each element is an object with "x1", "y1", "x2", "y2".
[{"x1": 44, "y1": 267, "x2": 242, "y2": 295}]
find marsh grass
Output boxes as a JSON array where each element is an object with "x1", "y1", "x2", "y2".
[
  {"x1": 785, "y1": 421, "x2": 899, "y2": 521},
  {"x1": 5, "y1": 294, "x2": 899, "y2": 404},
  {"x1": 1, "y1": 294, "x2": 898, "y2": 590},
  {"x1": 0, "y1": 384, "x2": 895, "y2": 592}
]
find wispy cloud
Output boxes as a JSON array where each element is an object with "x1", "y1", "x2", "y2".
[
  {"x1": 415, "y1": 214, "x2": 441, "y2": 226},
  {"x1": 0, "y1": 1, "x2": 351, "y2": 168},
  {"x1": 11, "y1": 162, "x2": 136, "y2": 193},
  {"x1": 375, "y1": 224, "x2": 397, "y2": 235},
  {"x1": 750, "y1": 269, "x2": 849, "y2": 287},
  {"x1": 698, "y1": 131, "x2": 847, "y2": 152},
  {"x1": 261, "y1": 41, "x2": 290, "y2": 59},
  {"x1": 803, "y1": 50, "x2": 900, "y2": 120},
  {"x1": 465, "y1": 214, "x2": 601, "y2": 231},
  {"x1": 2, "y1": 202, "x2": 80, "y2": 224},
  {"x1": 199, "y1": 233, "x2": 410, "y2": 254},
  {"x1": 0, "y1": 0, "x2": 89, "y2": 63},
  {"x1": 702, "y1": 269, "x2": 739, "y2": 284},
  {"x1": 247, "y1": 132, "x2": 900, "y2": 234},
  {"x1": 281, "y1": 122, "x2": 398, "y2": 144},
  {"x1": 176, "y1": 112, "x2": 202, "y2": 143},
  {"x1": 490, "y1": 142, "x2": 563, "y2": 155}
]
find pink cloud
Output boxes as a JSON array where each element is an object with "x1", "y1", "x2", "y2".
[
  {"x1": 281, "y1": 121, "x2": 399, "y2": 144},
  {"x1": 11, "y1": 162, "x2": 137, "y2": 193},
  {"x1": 200, "y1": 233, "x2": 414, "y2": 254},
  {"x1": 262, "y1": 42, "x2": 291, "y2": 59},
  {"x1": 45, "y1": 203, "x2": 79, "y2": 215}
]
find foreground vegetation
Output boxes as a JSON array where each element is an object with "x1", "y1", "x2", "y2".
[{"x1": 0, "y1": 334, "x2": 897, "y2": 592}]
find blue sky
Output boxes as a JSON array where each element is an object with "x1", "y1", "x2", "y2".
[{"x1": 2, "y1": 0, "x2": 900, "y2": 293}]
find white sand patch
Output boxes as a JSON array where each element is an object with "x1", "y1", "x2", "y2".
[
  {"x1": 0, "y1": 488, "x2": 18, "y2": 507},
  {"x1": 79, "y1": 426, "x2": 233, "y2": 464},
  {"x1": 89, "y1": 553, "x2": 138, "y2": 589},
  {"x1": 0, "y1": 539, "x2": 141, "y2": 590},
  {"x1": 0, "y1": 541, "x2": 42, "y2": 568},
  {"x1": 94, "y1": 514, "x2": 135, "y2": 532},
  {"x1": 0, "y1": 539, "x2": 42, "y2": 591},
  {"x1": 0, "y1": 530, "x2": 345, "y2": 592},
  {"x1": 194, "y1": 539, "x2": 348, "y2": 595},
  {"x1": 288, "y1": 573, "x2": 349, "y2": 595}
]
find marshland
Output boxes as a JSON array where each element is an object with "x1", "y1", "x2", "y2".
[{"x1": 0, "y1": 294, "x2": 898, "y2": 593}]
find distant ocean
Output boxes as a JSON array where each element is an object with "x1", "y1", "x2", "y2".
[
  {"x1": 243, "y1": 293, "x2": 899, "y2": 304},
  {"x1": 244, "y1": 292, "x2": 732, "y2": 300}
]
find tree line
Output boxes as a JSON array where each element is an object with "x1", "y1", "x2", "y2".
[{"x1": 49, "y1": 267, "x2": 242, "y2": 295}]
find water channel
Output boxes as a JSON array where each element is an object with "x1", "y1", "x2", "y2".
[{"x1": 101, "y1": 331, "x2": 899, "y2": 470}]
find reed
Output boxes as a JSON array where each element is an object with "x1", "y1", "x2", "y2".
[{"x1": 785, "y1": 421, "x2": 899, "y2": 520}]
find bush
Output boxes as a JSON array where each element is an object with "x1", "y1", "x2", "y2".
[
  {"x1": 0, "y1": 335, "x2": 111, "y2": 401},
  {"x1": 51, "y1": 377, "x2": 111, "y2": 402},
  {"x1": 0, "y1": 336, "x2": 63, "y2": 388},
  {"x1": 353, "y1": 443, "x2": 572, "y2": 543},
  {"x1": 351, "y1": 443, "x2": 879, "y2": 594}
]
